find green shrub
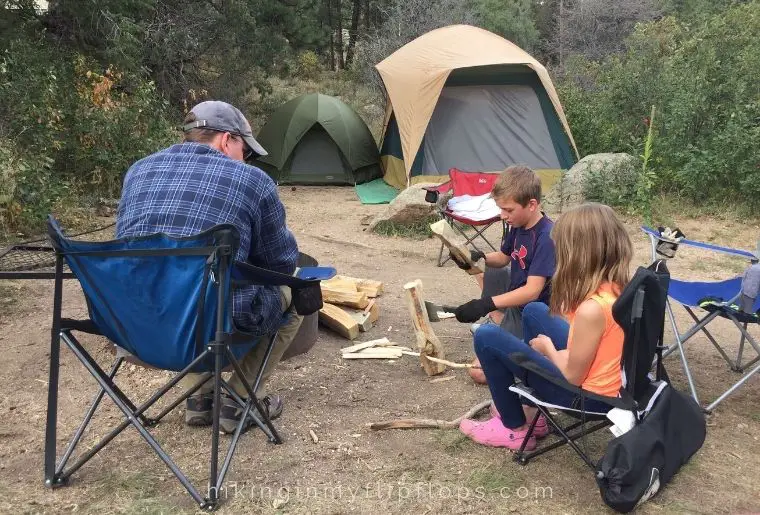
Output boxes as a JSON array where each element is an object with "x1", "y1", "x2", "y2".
[
  {"x1": 558, "y1": 3, "x2": 760, "y2": 211},
  {"x1": 0, "y1": 32, "x2": 177, "y2": 232},
  {"x1": 295, "y1": 50, "x2": 322, "y2": 81}
]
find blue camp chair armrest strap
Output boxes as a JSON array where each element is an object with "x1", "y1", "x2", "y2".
[{"x1": 508, "y1": 352, "x2": 635, "y2": 410}]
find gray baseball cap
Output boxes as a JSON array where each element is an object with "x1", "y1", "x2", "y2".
[{"x1": 183, "y1": 100, "x2": 267, "y2": 158}]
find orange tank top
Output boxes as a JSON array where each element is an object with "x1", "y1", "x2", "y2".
[{"x1": 566, "y1": 283, "x2": 624, "y2": 397}]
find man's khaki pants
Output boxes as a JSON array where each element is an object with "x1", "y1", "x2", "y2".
[{"x1": 180, "y1": 286, "x2": 303, "y2": 399}]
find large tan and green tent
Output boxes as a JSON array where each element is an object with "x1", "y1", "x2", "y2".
[
  {"x1": 254, "y1": 93, "x2": 381, "y2": 185},
  {"x1": 376, "y1": 25, "x2": 579, "y2": 190}
]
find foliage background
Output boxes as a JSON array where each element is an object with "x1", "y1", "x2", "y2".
[{"x1": 1, "y1": 0, "x2": 758, "y2": 234}]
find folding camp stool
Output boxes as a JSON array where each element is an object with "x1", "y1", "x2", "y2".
[
  {"x1": 642, "y1": 226, "x2": 760, "y2": 412},
  {"x1": 424, "y1": 168, "x2": 507, "y2": 267},
  {"x1": 43, "y1": 216, "x2": 335, "y2": 510}
]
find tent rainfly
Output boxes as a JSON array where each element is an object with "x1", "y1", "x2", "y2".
[
  {"x1": 254, "y1": 93, "x2": 382, "y2": 185},
  {"x1": 376, "y1": 25, "x2": 579, "y2": 190}
]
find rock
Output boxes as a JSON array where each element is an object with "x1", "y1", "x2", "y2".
[
  {"x1": 369, "y1": 183, "x2": 439, "y2": 230},
  {"x1": 543, "y1": 153, "x2": 638, "y2": 212}
]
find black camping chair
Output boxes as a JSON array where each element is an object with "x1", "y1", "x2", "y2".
[
  {"x1": 507, "y1": 261, "x2": 670, "y2": 468},
  {"x1": 43, "y1": 216, "x2": 335, "y2": 510}
]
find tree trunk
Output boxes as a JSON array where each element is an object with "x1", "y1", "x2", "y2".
[
  {"x1": 344, "y1": 0, "x2": 362, "y2": 68},
  {"x1": 336, "y1": 0, "x2": 344, "y2": 69},
  {"x1": 327, "y1": 0, "x2": 335, "y2": 71}
]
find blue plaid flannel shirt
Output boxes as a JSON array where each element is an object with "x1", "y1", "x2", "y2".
[{"x1": 116, "y1": 143, "x2": 298, "y2": 336}]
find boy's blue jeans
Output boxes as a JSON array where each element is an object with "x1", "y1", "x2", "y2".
[{"x1": 474, "y1": 302, "x2": 610, "y2": 429}]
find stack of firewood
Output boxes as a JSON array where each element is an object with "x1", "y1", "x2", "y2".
[{"x1": 318, "y1": 275, "x2": 383, "y2": 340}]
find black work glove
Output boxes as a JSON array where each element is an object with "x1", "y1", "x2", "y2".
[
  {"x1": 454, "y1": 297, "x2": 496, "y2": 323},
  {"x1": 449, "y1": 249, "x2": 486, "y2": 270}
]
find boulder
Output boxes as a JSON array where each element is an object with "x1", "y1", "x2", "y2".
[
  {"x1": 543, "y1": 153, "x2": 638, "y2": 212},
  {"x1": 369, "y1": 183, "x2": 439, "y2": 230}
]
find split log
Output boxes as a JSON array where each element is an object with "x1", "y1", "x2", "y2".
[
  {"x1": 364, "y1": 299, "x2": 379, "y2": 324},
  {"x1": 429, "y1": 220, "x2": 483, "y2": 275},
  {"x1": 368, "y1": 400, "x2": 492, "y2": 430},
  {"x1": 321, "y1": 285, "x2": 369, "y2": 309},
  {"x1": 321, "y1": 276, "x2": 359, "y2": 292},
  {"x1": 319, "y1": 302, "x2": 359, "y2": 340},
  {"x1": 335, "y1": 275, "x2": 384, "y2": 297},
  {"x1": 349, "y1": 310, "x2": 373, "y2": 332},
  {"x1": 404, "y1": 279, "x2": 446, "y2": 375}
]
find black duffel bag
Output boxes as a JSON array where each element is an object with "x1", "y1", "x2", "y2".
[{"x1": 595, "y1": 385, "x2": 706, "y2": 513}]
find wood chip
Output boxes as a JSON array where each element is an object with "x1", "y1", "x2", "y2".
[
  {"x1": 341, "y1": 337, "x2": 390, "y2": 354},
  {"x1": 342, "y1": 348, "x2": 403, "y2": 359},
  {"x1": 424, "y1": 355, "x2": 475, "y2": 369}
]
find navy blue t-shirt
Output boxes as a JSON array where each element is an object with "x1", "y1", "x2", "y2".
[{"x1": 500, "y1": 215, "x2": 556, "y2": 305}]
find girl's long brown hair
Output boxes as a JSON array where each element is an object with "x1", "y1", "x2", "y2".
[{"x1": 549, "y1": 203, "x2": 633, "y2": 315}]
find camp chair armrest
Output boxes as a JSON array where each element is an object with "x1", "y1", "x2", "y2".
[
  {"x1": 641, "y1": 226, "x2": 758, "y2": 261},
  {"x1": 508, "y1": 352, "x2": 634, "y2": 410},
  {"x1": 231, "y1": 261, "x2": 335, "y2": 289},
  {"x1": 60, "y1": 318, "x2": 102, "y2": 335}
]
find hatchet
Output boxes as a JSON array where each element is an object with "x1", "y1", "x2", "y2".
[{"x1": 424, "y1": 301, "x2": 457, "y2": 322}]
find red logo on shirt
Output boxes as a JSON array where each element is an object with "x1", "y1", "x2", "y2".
[{"x1": 511, "y1": 245, "x2": 528, "y2": 269}]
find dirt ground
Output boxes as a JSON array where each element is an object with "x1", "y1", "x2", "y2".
[{"x1": 1, "y1": 186, "x2": 759, "y2": 514}]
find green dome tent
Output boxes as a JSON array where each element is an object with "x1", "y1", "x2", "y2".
[{"x1": 254, "y1": 93, "x2": 382, "y2": 185}]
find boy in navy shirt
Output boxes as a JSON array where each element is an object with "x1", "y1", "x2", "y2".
[{"x1": 452, "y1": 166, "x2": 556, "y2": 340}]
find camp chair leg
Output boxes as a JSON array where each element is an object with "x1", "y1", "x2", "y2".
[
  {"x1": 51, "y1": 331, "x2": 220, "y2": 508},
  {"x1": 683, "y1": 307, "x2": 740, "y2": 370},
  {"x1": 724, "y1": 316, "x2": 760, "y2": 370},
  {"x1": 60, "y1": 332, "x2": 209, "y2": 507},
  {"x1": 436, "y1": 214, "x2": 500, "y2": 267},
  {"x1": 449, "y1": 218, "x2": 499, "y2": 252},
  {"x1": 513, "y1": 405, "x2": 607, "y2": 469},
  {"x1": 56, "y1": 356, "x2": 125, "y2": 477},
  {"x1": 664, "y1": 300, "x2": 700, "y2": 405},
  {"x1": 45, "y1": 254, "x2": 65, "y2": 488},
  {"x1": 224, "y1": 346, "x2": 282, "y2": 444},
  {"x1": 705, "y1": 360, "x2": 760, "y2": 412}
]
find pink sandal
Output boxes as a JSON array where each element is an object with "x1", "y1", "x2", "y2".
[
  {"x1": 459, "y1": 417, "x2": 537, "y2": 451},
  {"x1": 489, "y1": 403, "x2": 550, "y2": 438}
]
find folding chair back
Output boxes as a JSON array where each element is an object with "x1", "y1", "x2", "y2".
[
  {"x1": 448, "y1": 168, "x2": 500, "y2": 196},
  {"x1": 613, "y1": 261, "x2": 670, "y2": 401},
  {"x1": 48, "y1": 217, "x2": 240, "y2": 371}
]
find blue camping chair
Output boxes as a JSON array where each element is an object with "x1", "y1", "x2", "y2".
[
  {"x1": 642, "y1": 226, "x2": 760, "y2": 412},
  {"x1": 43, "y1": 216, "x2": 335, "y2": 510}
]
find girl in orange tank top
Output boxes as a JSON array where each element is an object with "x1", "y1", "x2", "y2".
[{"x1": 460, "y1": 203, "x2": 633, "y2": 450}]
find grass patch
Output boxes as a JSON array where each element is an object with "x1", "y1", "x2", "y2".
[
  {"x1": 372, "y1": 215, "x2": 439, "y2": 240},
  {"x1": 432, "y1": 429, "x2": 472, "y2": 456},
  {"x1": 466, "y1": 464, "x2": 521, "y2": 494},
  {"x1": 0, "y1": 282, "x2": 23, "y2": 315}
]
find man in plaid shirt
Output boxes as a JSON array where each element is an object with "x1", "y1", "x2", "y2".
[{"x1": 116, "y1": 100, "x2": 299, "y2": 433}]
